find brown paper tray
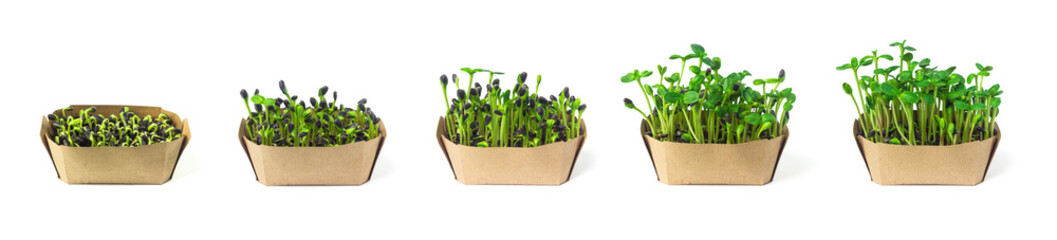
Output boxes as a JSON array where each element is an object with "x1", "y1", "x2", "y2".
[
  {"x1": 853, "y1": 120, "x2": 1001, "y2": 185},
  {"x1": 238, "y1": 119, "x2": 386, "y2": 186},
  {"x1": 436, "y1": 117, "x2": 586, "y2": 185},
  {"x1": 640, "y1": 120, "x2": 789, "y2": 185}
]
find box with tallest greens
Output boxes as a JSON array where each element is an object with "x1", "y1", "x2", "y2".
[
  {"x1": 436, "y1": 69, "x2": 587, "y2": 185},
  {"x1": 838, "y1": 41, "x2": 1001, "y2": 185}
]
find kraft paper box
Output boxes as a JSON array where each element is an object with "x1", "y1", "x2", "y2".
[
  {"x1": 39, "y1": 105, "x2": 192, "y2": 184},
  {"x1": 239, "y1": 119, "x2": 386, "y2": 186},
  {"x1": 436, "y1": 117, "x2": 586, "y2": 185},
  {"x1": 853, "y1": 120, "x2": 1001, "y2": 185},
  {"x1": 641, "y1": 121, "x2": 789, "y2": 185}
]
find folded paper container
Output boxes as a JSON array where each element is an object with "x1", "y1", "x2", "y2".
[
  {"x1": 640, "y1": 120, "x2": 789, "y2": 185},
  {"x1": 853, "y1": 120, "x2": 1001, "y2": 185},
  {"x1": 238, "y1": 119, "x2": 386, "y2": 186},
  {"x1": 436, "y1": 117, "x2": 587, "y2": 185},
  {"x1": 39, "y1": 105, "x2": 192, "y2": 184}
]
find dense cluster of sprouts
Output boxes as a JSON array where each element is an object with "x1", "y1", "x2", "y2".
[
  {"x1": 622, "y1": 44, "x2": 795, "y2": 144},
  {"x1": 48, "y1": 107, "x2": 183, "y2": 147},
  {"x1": 240, "y1": 81, "x2": 381, "y2": 147},
  {"x1": 839, "y1": 40, "x2": 1001, "y2": 145},
  {"x1": 440, "y1": 68, "x2": 585, "y2": 147}
]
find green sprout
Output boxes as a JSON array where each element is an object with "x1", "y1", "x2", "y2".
[
  {"x1": 621, "y1": 43, "x2": 794, "y2": 144},
  {"x1": 838, "y1": 40, "x2": 1001, "y2": 146},
  {"x1": 440, "y1": 69, "x2": 585, "y2": 147},
  {"x1": 47, "y1": 106, "x2": 183, "y2": 147},
  {"x1": 240, "y1": 80, "x2": 381, "y2": 147}
]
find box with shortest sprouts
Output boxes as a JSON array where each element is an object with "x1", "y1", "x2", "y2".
[{"x1": 39, "y1": 105, "x2": 192, "y2": 184}]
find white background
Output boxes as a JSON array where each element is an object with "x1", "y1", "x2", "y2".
[{"x1": 1, "y1": 0, "x2": 1053, "y2": 239}]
